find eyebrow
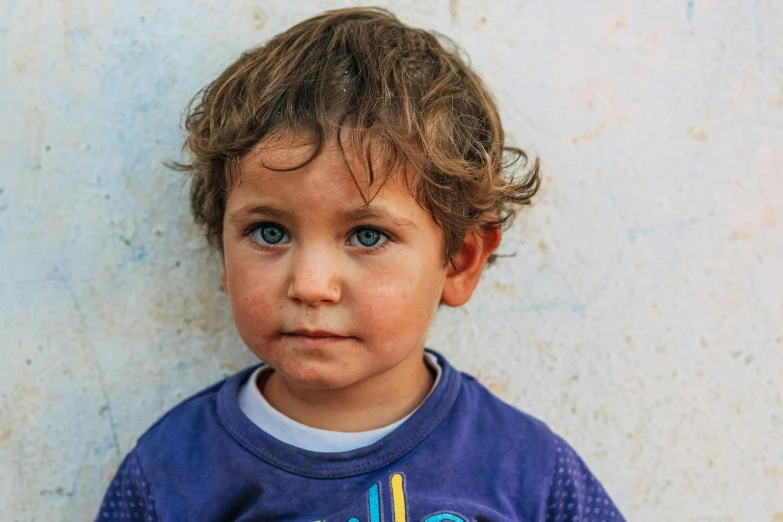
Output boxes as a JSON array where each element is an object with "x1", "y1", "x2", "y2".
[
  {"x1": 228, "y1": 205, "x2": 294, "y2": 225},
  {"x1": 228, "y1": 204, "x2": 419, "y2": 230},
  {"x1": 339, "y1": 206, "x2": 419, "y2": 230}
]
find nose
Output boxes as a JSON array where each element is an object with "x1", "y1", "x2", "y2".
[{"x1": 287, "y1": 244, "x2": 341, "y2": 305}]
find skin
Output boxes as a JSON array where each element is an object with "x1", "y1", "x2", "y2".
[{"x1": 221, "y1": 134, "x2": 501, "y2": 432}]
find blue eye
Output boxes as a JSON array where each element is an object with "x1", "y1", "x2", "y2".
[
  {"x1": 349, "y1": 228, "x2": 388, "y2": 248},
  {"x1": 251, "y1": 223, "x2": 289, "y2": 245}
]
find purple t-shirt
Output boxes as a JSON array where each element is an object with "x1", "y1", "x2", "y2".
[{"x1": 96, "y1": 350, "x2": 625, "y2": 521}]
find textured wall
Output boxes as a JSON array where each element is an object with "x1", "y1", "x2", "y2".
[{"x1": 1, "y1": 0, "x2": 781, "y2": 520}]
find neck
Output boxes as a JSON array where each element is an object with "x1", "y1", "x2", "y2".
[{"x1": 263, "y1": 349, "x2": 435, "y2": 432}]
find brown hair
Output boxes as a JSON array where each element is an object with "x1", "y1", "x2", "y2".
[{"x1": 175, "y1": 7, "x2": 540, "y2": 265}]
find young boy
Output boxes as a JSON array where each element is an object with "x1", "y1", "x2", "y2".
[{"x1": 97, "y1": 8, "x2": 624, "y2": 521}]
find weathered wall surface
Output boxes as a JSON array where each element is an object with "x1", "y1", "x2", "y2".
[{"x1": 1, "y1": 0, "x2": 781, "y2": 520}]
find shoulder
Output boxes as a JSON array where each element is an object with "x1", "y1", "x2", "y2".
[
  {"x1": 97, "y1": 367, "x2": 260, "y2": 521},
  {"x1": 453, "y1": 372, "x2": 626, "y2": 520},
  {"x1": 96, "y1": 449, "x2": 157, "y2": 521},
  {"x1": 540, "y1": 434, "x2": 626, "y2": 521},
  {"x1": 451, "y1": 370, "x2": 558, "y2": 498},
  {"x1": 457, "y1": 370, "x2": 556, "y2": 449},
  {"x1": 428, "y1": 352, "x2": 558, "y2": 466}
]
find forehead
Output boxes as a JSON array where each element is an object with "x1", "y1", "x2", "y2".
[
  {"x1": 226, "y1": 133, "x2": 421, "y2": 221},
  {"x1": 237, "y1": 130, "x2": 405, "y2": 186}
]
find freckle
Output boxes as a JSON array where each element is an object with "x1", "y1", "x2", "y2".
[{"x1": 538, "y1": 240, "x2": 547, "y2": 252}]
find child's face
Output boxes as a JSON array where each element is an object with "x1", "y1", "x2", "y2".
[{"x1": 221, "y1": 135, "x2": 448, "y2": 390}]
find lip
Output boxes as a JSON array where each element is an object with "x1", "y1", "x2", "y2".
[
  {"x1": 285, "y1": 328, "x2": 348, "y2": 338},
  {"x1": 282, "y1": 329, "x2": 353, "y2": 348}
]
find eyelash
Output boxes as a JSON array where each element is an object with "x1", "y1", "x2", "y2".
[{"x1": 243, "y1": 222, "x2": 394, "y2": 254}]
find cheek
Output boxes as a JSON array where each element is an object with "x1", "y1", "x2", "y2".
[
  {"x1": 232, "y1": 291, "x2": 276, "y2": 326},
  {"x1": 356, "y1": 259, "x2": 443, "y2": 337},
  {"x1": 229, "y1": 283, "x2": 288, "y2": 362},
  {"x1": 226, "y1": 268, "x2": 281, "y2": 335}
]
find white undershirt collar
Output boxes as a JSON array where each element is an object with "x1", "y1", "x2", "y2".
[{"x1": 237, "y1": 353, "x2": 442, "y2": 453}]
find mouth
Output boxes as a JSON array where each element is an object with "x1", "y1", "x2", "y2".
[
  {"x1": 284, "y1": 328, "x2": 349, "y2": 338},
  {"x1": 281, "y1": 329, "x2": 354, "y2": 348}
]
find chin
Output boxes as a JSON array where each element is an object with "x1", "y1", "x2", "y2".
[{"x1": 276, "y1": 360, "x2": 365, "y2": 391}]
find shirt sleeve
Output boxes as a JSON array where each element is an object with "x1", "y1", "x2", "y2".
[
  {"x1": 542, "y1": 435, "x2": 625, "y2": 522},
  {"x1": 95, "y1": 449, "x2": 157, "y2": 522}
]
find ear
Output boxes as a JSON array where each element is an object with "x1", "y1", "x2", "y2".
[{"x1": 441, "y1": 225, "x2": 502, "y2": 307}]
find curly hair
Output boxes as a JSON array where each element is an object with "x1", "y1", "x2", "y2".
[{"x1": 174, "y1": 7, "x2": 540, "y2": 265}]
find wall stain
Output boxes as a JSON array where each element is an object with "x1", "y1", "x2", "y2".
[
  {"x1": 571, "y1": 121, "x2": 607, "y2": 144},
  {"x1": 471, "y1": 369, "x2": 509, "y2": 399},
  {"x1": 40, "y1": 487, "x2": 74, "y2": 498},
  {"x1": 132, "y1": 248, "x2": 148, "y2": 262},
  {"x1": 13, "y1": 58, "x2": 27, "y2": 73},
  {"x1": 762, "y1": 206, "x2": 777, "y2": 227},
  {"x1": 687, "y1": 126, "x2": 709, "y2": 142},
  {"x1": 627, "y1": 218, "x2": 700, "y2": 242},
  {"x1": 727, "y1": 230, "x2": 752, "y2": 242},
  {"x1": 493, "y1": 282, "x2": 517, "y2": 297},
  {"x1": 251, "y1": 7, "x2": 267, "y2": 30}
]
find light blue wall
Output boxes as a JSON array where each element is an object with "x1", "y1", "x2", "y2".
[{"x1": 2, "y1": 1, "x2": 781, "y2": 519}]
